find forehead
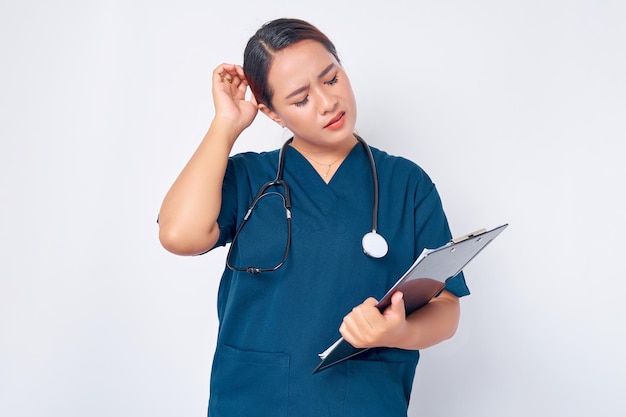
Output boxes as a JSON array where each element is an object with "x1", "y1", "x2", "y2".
[{"x1": 267, "y1": 40, "x2": 337, "y2": 92}]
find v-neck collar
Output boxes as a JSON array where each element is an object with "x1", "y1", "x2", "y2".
[
  {"x1": 285, "y1": 142, "x2": 362, "y2": 186},
  {"x1": 281, "y1": 143, "x2": 368, "y2": 215}
]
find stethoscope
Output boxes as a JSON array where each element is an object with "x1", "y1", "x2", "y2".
[{"x1": 226, "y1": 134, "x2": 388, "y2": 274}]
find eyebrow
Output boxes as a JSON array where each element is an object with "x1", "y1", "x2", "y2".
[{"x1": 285, "y1": 63, "x2": 336, "y2": 100}]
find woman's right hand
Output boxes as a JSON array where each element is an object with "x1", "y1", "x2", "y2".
[
  {"x1": 159, "y1": 63, "x2": 259, "y2": 256},
  {"x1": 212, "y1": 63, "x2": 258, "y2": 136}
]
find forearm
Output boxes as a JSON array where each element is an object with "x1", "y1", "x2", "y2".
[
  {"x1": 394, "y1": 290, "x2": 461, "y2": 350},
  {"x1": 158, "y1": 119, "x2": 240, "y2": 255},
  {"x1": 340, "y1": 290, "x2": 461, "y2": 351}
]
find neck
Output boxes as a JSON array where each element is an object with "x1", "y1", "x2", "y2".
[
  {"x1": 290, "y1": 134, "x2": 358, "y2": 163},
  {"x1": 290, "y1": 134, "x2": 358, "y2": 182}
]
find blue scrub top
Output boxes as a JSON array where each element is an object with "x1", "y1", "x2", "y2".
[{"x1": 208, "y1": 142, "x2": 469, "y2": 417}]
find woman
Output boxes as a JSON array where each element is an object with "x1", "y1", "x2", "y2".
[{"x1": 158, "y1": 18, "x2": 469, "y2": 417}]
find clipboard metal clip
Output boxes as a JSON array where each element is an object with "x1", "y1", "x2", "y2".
[{"x1": 451, "y1": 228, "x2": 487, "y2": 244}]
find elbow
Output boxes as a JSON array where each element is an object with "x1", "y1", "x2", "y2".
[
  {"x1": 158, "y1": 227, "x2": 195, "y2": 256},
  {"x1": 438, "y1": 291, "x2": 462, "y2": 341},
  {"x1": 445, "y1": 300, "x2": 461, "y2": 340},
  {"x1": 158, "y1": 223, "x2": 218, "y2": 256},
  {"x1": 444, "y1": 317, "x2": 460, "y2": 341}
]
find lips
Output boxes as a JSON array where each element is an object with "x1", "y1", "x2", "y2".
[{"x1": 324, "y1": 111, "x2": 345, "y2": 129}]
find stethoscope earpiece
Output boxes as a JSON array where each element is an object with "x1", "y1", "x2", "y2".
[{"x1": 362, "y1": 231, "x2": 389, "y2": 259}]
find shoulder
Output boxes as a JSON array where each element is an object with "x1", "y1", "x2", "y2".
[
  {"x1": 221, "y1": 149, "x2": 281, "y2": 196},
  {"x1": 369, "y1": 146, "x2": 433, "y2": 186},
  {"x1": 229, "y1": 149, "x2": 279, "y2": 167},
  {"x1": 369, "y1": 146, "x2": 440, "y2": 208},
  {"x1": 226, "y1": 149, "x2": 280, "y2": 176}
]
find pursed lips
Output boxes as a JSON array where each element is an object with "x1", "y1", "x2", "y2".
[{"x1": 324, "y1": 111, "x2": 345, "y2": 128}]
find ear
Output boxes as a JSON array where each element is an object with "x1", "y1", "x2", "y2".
[{"x1": 258, "y1": 103, "x2": 284, "y2": 128}]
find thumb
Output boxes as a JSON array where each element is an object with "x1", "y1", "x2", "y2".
[{"x1": 385, "y1": 291, "x2": 406, "y2": 318}]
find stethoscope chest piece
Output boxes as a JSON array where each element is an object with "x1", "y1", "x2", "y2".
[
  {"x1": 227, "y1": 134, "x2": 390, "y2": 273},
  {"x1": 362, "y1": 231, "x2": 389, "y2": 259}
]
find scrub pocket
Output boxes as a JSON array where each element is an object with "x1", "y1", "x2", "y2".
[
  {"x1": 344, "y1": 358, "x2": 409, "y2": 417},
  {"x1": 208, "y1": 344, "x2": 290, "y2": 417}
]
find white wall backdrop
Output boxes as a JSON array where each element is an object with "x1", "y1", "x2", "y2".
[{"x1": 1, "y1": 1, "x2": 624, "y2": 416}]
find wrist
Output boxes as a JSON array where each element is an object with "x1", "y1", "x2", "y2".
[{"x1": 208, "y1": 117, "x2": 244, "y2": 146}]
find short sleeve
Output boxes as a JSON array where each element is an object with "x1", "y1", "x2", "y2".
[
  {"x1": 214, "y1": 158, "x2": 239, "y2": 248},
  {"x1": 413, "y1": 175, "x2": 470, "y2": 298}
]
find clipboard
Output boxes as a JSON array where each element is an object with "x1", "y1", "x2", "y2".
[{"x1": 313, "y1": 223, "x2": 508, "y2": 374}]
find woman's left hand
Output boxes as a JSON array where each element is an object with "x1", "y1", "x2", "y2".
[{"x1": 339, "y1": 291, "x2": 408, "y2": 349}]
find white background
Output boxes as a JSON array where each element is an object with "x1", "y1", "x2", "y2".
[{"x1": 1, "y1": 1, "x2": 625, "y2": 416}]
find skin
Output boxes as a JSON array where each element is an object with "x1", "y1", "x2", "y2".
[
  {"x1": 158, "y1": 40, "x2": 460, "y2": 351},
  {"x1": 258, "y1": 40, "x2": 359, "y2": 175}
]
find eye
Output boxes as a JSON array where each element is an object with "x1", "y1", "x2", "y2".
[
  {"x1": 325, "y1": 74, "x2": 339, "y2": 86},
  {"x1": 294, "y1": 96, "x2": 309, "y2": 107}
]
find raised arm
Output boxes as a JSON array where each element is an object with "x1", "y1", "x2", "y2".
[{"x1": 158, "y1": 64, "x2": 258, "y2": 256}]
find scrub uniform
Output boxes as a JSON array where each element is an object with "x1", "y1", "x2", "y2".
[{"x1": 208, "y1": 142, "x2": 469, "y2": 417}]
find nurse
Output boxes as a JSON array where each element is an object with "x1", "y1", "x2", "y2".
[{"x1": 158, "y1": 18, "x2": 469, "y2": 417}]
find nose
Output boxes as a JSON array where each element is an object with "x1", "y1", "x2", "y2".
[{"x1": 316, "y1": 89, "x2": 337, "y2": 115}]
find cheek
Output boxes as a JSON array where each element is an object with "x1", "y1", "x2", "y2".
[
  {"x1": 344, "y1": 83, "x2": 356, "y2": 104},
  {"x1": 288, "y1": 108, "x2": 315, "y2": 124}
]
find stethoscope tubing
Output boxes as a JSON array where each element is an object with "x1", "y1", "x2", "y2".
[{"x1": 226, "y1": 134, "x2": 386, "y2": 274}]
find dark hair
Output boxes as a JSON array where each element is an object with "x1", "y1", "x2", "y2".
[{"x1": 243, "y1": 18, "x2": 340, "y2": 110}]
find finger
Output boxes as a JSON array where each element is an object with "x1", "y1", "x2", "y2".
[
  {"x1": 363, "y1": 297, "x2": 378, "y2": 307},
  {"x1": 213, "y1": 63, "x2": 231, "y2": 81},
  {"x1": 352, "y1": 302, "x2": 381, "y2": 331},
  {"x1": 220, "y1": 69, "x2": 235, "y2": 84},
  {"x1": 386, "y1": 291, "x2": 406, "y2": 318},
  {"x1": 227, "y1": 65, "x2": 246, "y2": 82},
  {"x1": 234, "y1": 64, "x2": 246, "y2": 79},
  {"x1": 224, "y1": 72, "x2": 245, "y2": 89},
  {"x1": 214, "y1": 63, "x2": 239, "y2": 85},
  {"x1": 342, "y1": 298, "x2": 379, "y2": 335},
  {"x1": 340, "y1": 317, "x2": 367, "y2": 348}
]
